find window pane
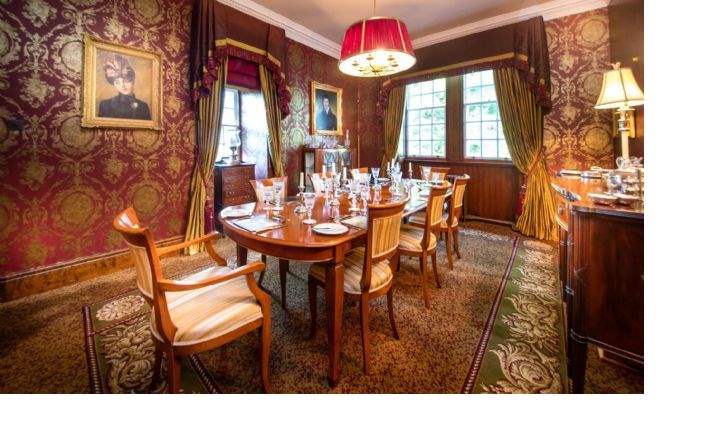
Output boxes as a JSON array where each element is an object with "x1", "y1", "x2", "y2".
[
  {"x1": 407, "y1": 110, "x2": 420, "y2": 125},
  {"x1": 421, "y1": 93, "x2": 433, "y2": 108},
  {"x1": 465, "y1": 122, "x2": 481, "y2": 139},
  {"x1": 408, "y1": 83, "x2": 421, "y2": 95},
  {"x1": 466, "y1": 140, "x2": 481, "y2": 158},
  {"x1": 433, "y1": 78, "x2": 445, "y2": 91},
  {"x1": 465, "y1": 104, "x2": 481, "y2": 122},
  {"x1": 408, "y1": 140, "x2": 420, "y2": 154},
  {"x1": 481, "y1": 85, "x2": 496, "y2": 102},
  {"x1": 498, "y1": 140, "x2": 510, "y2": 159},
  {"x1": 420, "y1": 141, "x2": 431, "y2": 156},
  {"x1": 481, "y1": 70, "x2": 494, "y2": 86},
  {"x1": 421, "y1": 80, "x2": 434, "y2": 94},
  {"x1": 420, "y1": 109, "x2": 433, "y2": 125},
  {"x1": 224, "y1": 90, "x2": 237, "y2": 108},
  {"x1": 433, "y1": 91, "x2": 446, "y2": 106},
  {"x1": 481, "y1": 102, "x2": 499, "y2": 120},
  {"x1": 465, "y1": 71, "x2": 481, "y2": 87},
  {"x1": 432, "y1": 141, "x2": 444, "y2": 157},
  {"x1": 482, "y1": 122, "x2": 497, "y2": 140},
  {"x1": 408, "y1": 95, "x2": 421, "y2": 109},
  {"x1": 482, "y1": 140, "x2": 498, "y2": 158},
  {"x1": 432, "y1": 124, "x2": 445, "y2": 140},
  {"x1": 409, "y1": 125, "x2": 420, "y2": 139},
  {"x1": 221, "y1": 107, "x2": 237, "y2": 126},
  {"x1": 420, "y1": 125, "x2": 432, "y2": 140},
  {"x1": 432, "y1": 107, "x2": 445, "y2": 124},
  {"x1": 465, "y1": 86, "x2": 481, "y2": 103}
]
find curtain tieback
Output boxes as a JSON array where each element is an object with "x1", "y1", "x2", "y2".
[{"x1": 527, "y1": 145, "x2": 546, "y2": 175}]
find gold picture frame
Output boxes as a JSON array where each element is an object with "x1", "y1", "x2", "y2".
[
  {"x1": 81, "y1": 34, "x2": 163, "y2": 130},
  {"x1": 311, "y1": 81, "x2": 343, "y2": 135}
]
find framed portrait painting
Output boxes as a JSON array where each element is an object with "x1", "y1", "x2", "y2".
[
  {"x1": 81, "y1": 35, "x2": 163, "y2": 130},
  {"x1": 311, "y1": 81, "x2": 342, "y2": 135}
]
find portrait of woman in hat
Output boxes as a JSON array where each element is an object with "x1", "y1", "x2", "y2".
[{"x1": 98, "y1": 54, "x2": 151, "y2": 120}]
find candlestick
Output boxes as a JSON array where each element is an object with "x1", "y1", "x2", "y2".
[{"x1": 331, "y1": 162, "x2": 336, "y2": 174}]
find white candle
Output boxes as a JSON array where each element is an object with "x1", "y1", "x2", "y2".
[
  {"x1": 342, "y1": 166, "x2": 347, "y2": 180},
  {"x1": 408, "y1": 162, "x2": 412, "y2": 178},
  {"x1": 331, "y1": 162, "x2": 336, "y2": 174},
  {"x1": 322, "y1": 164, "x2": 326, "y2": 176},
  {"x1": 299, "y1": 172, "x2": 304, "y2": 189}
]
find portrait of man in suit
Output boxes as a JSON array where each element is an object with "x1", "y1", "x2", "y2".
[{"x1": 311, "y1": 82, "x2": 342, "y2": 135}]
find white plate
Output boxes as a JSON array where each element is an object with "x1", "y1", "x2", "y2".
[
  {"x1": 312, "y1": 223, "x2": 349, "y2": 235},
  {"x1": 222, "y1": 208, "x2": 252, "y2": 218}
]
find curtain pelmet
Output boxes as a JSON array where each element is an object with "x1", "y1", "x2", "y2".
[
  {"x1": 493, "y1": 67, "x2": 557, "y2": 241},
  {"x1": 184, "y1": 59, "x2": 227, "y2": 254}
]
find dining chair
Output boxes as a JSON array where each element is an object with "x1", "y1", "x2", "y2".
[
  {"x1": 310, "y1": 171, "x2": 333, "y2": 192},
  {"x1": 398, "y1": 184, "x2": 450, "y2": 308},
  {"x1": 307, "y1": 200, "x2": 407, "y2": 374},
  {"x1": 409, "y1": 175, "x2": 469, "y2": 269},
  {"x1": 113, "y1": 207, "x2": 271, "y2": 393},
  {"x1": 420, "y1": 166, "x2": 451, "y2": 180},
  {"x1": 250, "y1": 176, "x2": 290, "y2": 308}
]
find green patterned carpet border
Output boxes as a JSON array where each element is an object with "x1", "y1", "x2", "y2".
[{"x1": 463, "y1": 238, "x2": 567, "y2": 393}]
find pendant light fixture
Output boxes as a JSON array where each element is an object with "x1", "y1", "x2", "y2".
[{"x1": 338, "y1": 0, "x2": 416, "y2": 77}]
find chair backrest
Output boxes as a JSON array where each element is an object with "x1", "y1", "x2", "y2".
[
  {"x1": 113, "y1": 208, "x2": 177, "y2": 342},
  {"x1": 360, "y1": 200, "x2": 407, "y2": 293},
  {"x1": 310, "y1": 172, "x2": 333, "y2": 192},
  {"x1": 251, "y1": 176, "x2": 287, "y2": 202},
  {"x1": 351, "y1": 167, "x2": 369, "y2": 179},
  {"x1": 425, "y1": 166, "x2": 451, "y2": 180},
  {"x1": 451, "y1": 175, "x2": 470, "y2": 212},
  {"x1": 420, "y1": 184, "x2": 450, "y2": 247}
]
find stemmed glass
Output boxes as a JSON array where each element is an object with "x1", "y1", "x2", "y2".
[
  {"x1": 349, "y1": 178, "x2": 361, "y2": 212},
  {"x1": 403, "y1": 178, "x2": 414, "y2": 199},
  {"x1": 301, "y1": 192, "x2": 316, "y2": 224},
  {"x1": 371, "y1": 167, "x2": 381, "y2": 190},
  {"x1": 421, "y1": 166, "x2": 431, "y2": 185},
  {"x1": 431, "y1": 172, "x2": 441, "y2": 184},
  {"x1": 272, "y1": 179, "x2": 284, "y2": 211},
  {"x1": 262, "y1": 185, "x2": 273, "y2": 210},
  {"x1": 360, "y1": 185, "x2": 371, "y2": 214}
]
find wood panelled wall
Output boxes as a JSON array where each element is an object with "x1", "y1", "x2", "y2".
[
  {"x1": 398, "y1": 76, "x2": 521, "y2": 224},
  {"x1": 609, "y1": 0, "x2": 644, "y2": 158}
]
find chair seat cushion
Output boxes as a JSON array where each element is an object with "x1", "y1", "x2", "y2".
[
  {"x1": 399, "y1": 225, "x2": 437, "y2": 252},
  {"x1": 408, "y1": 212, "x2": 458, "y2": 229},
  {"x1": 150, "y1": 266, "x2": 262, "y2": 346},
  {"x1": 309, "y1": 248, "x2": 393, "y2": 295}
]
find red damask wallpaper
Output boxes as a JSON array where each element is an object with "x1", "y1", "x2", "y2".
[
  {"x1": 0, "y1": 0, "x2": 197, "y2": 275},
  {"x1": 281, "y1": 39, "x2": 382, "y2": 194},
  {"x1": 544, "y1": 8, "x2": 614, "y2": 172}
]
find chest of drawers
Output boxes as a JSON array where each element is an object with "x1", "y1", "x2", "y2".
[{"x1": 213, "y1": 163, "x2": 255, "y2": 231}]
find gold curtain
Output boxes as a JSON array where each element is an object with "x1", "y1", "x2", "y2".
[
  {"x1": 259, "y1": 65, "x2": 284, "y2": 177},
  {"x1": 493, "y1": 67, "x2": 557, "y2": 240},
  {"x1": 380, "y1": 86, "x2": 406, "y2": 175},
  {"x1": 184, "y1": 59, "x2": 228, "y2": 255}
]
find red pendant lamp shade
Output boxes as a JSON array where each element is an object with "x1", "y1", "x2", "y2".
[{"x1": 339, "y1": 17, "x2": 416, "y2": 77}]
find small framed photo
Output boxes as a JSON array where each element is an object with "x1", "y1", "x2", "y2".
[
  {"x1": 81, "y1": 35, "x2": 163, "y2": 130},
  {"x1": 311, "y1": 81, "x2": 342, "y2": 135}
]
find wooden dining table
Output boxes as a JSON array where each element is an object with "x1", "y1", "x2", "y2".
[{"x1": 219, "y1": 181, "x2": 448, "y2": 386}]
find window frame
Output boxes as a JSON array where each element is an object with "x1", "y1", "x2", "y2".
[
  {"x1": 216, "y1": 87, "x2": 242, "y2": 162},
  {"x1": 461, "y1": 70, "x2": 510, "y2": 161},
  {"x1": 399, "y1": 78, "x2": 448, "y2": 160}
]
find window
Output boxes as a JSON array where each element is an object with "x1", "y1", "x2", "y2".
[
  {"x1": 217, "y1": 89, "x2": 241, "y2": 162},
  {"x1": 463, "y1": 70, "x2": 509, "y2": 159},
  {"x1": 400, "y1": 78, "x2": 446, "y2": 158}
]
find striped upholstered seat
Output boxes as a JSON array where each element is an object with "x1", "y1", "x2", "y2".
[
  {"x1": 149, "y1": 266, "x2": 262, "y2": 346},
  {"x1": 399, "y1": 225, "x2": 437, "y2": 252},
  {"x1": 408, "y1": 212, "x2": 458, "y2": 229},
  {"x1": 309, "y1": 248, "x2": 393, "y2": 294}
]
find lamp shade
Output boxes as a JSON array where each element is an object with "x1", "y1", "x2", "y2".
[
  {"x1": 595, "y1": 66, "x2": 644, "y2": 109},
  {"x1": 338, "y1": 17, "x2": 416, "y2": 77}
]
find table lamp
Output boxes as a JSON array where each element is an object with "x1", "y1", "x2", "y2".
[{"x1": 594, "y1": 63, "x2": 644, "y2": 161}]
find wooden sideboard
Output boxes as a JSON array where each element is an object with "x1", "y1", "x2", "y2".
[
  {"x1": 552, "y1": 176, "x2": 644, "y2": 393},
  {"x1": 213, "y1": 163, "x2": 255, "y2": 232}
]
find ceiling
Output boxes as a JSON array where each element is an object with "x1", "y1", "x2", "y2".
[{"x1": 252, "y1": 0, "x2": 553, "y2": 43}]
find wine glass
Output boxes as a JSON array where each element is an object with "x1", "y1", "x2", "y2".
[
  {"x1": 302, "y1": 192, "x2": 316, "y2": 224},
  {"x1": 262, "y1": 185, "x2": 273, "y2": 210},
  {"x1": 272, "y1": 179, "x2": 284, "y2": 211},
  {"x1": 371, "y1": 167, "x2": 380, "y2": 189},
  {"x1": 349, "y1": 179, "x2": 361, "y2": 212},
  {"x1": 431, "y1": 172, "x2": 441, "y2": 184},
  {"x1": 421, "y1": 166, "x2": 431, "y2": 185},
  {"x1": 360, "y1": 185, "x2": 371, "y2": 213}
]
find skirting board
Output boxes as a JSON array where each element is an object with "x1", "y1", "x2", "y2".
[{"x1": 0, "y1": 236, "x2": 184, "y2": 302}]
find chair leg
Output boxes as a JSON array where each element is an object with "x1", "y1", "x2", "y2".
[
  {"x1": 260, "y1": 318, "x2": 271, "y2": 393},
  {"x1": 420, "y1": 253, "x2": 430, "y2": 309},
  {"x1": 360, "y1": 295, "x2": 371, "y2": 374},
  {"x1": 167, "y1": 351, "x2": 181, "y2": 394},
  {"x1": 279, "y1": 259, "x2": 289, "y2": 309},
  {"x1": 386, "y1": 287, "x2": 399, "y2": 340},
  {"x1": 393, "y1": 252, "x2": 401, "y2": 272},
  {"x1": 453, "y1": 228, "x2": 461, "y2": 259},
  {"x1": 445, "y1": 229, "x2": 454, "y2": 270},
  {"x1": 258, "y1": 254, "x2": 267, "y2": 286},
  {"x1": 308, "y1": 277, "x2": 318, "y2": 338},
  {"x1": 149, "y1": 343, "x2": 163, "y2": 392},
  {"x1": 431, "y1": 252, "x2": 442, "y2": 289}
]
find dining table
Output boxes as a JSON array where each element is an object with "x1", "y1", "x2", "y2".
[{"x1": 219, "y1": 180, "x2": 450, "y2": 386}]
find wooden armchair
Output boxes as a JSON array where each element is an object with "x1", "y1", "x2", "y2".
[
  {"x1": 398, "y1": 184, "x2": 450, "y2": 308},
  {"x1": 113, "y1": 208, "x2": 271, "y2": 393},
  {"x1": 409, "y1": 175, "x2": 469, "y2": 269},
  {"x1": 250, "y1": 177, "x2": 291, "y2": 308},
  {"x1": 307, "y1": 200, "x2": 407, "y2": 374},
  {"x1": 421, "y1": 166, "x2": 451, "y2": 180}
]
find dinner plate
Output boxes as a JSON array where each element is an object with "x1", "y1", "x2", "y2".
[{"x1": 312, "y1": 223, "x2": 349, "y2": 235}]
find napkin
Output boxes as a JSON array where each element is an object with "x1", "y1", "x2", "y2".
[
  {"x1": 342, "y1": 215, "x2": 367, "y2": 229},
  {"x1": 231, "y1": 216, "x2": 284, "y2": 233}
]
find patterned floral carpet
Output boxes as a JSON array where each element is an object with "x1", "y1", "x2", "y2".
[{"x1": 0, "y1": 222, "x2": 643, "y2": 393}]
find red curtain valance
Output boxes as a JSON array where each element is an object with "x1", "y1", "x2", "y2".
[
  {"x1": 377, "y1": 16, "x2": 551, "y2": 118},
  {"x1": 190, "y1": 0, "x2": 290, "y2": 116},
  {"x1": 227, "y1": 57, "x2": 260, "y2": 90}
]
